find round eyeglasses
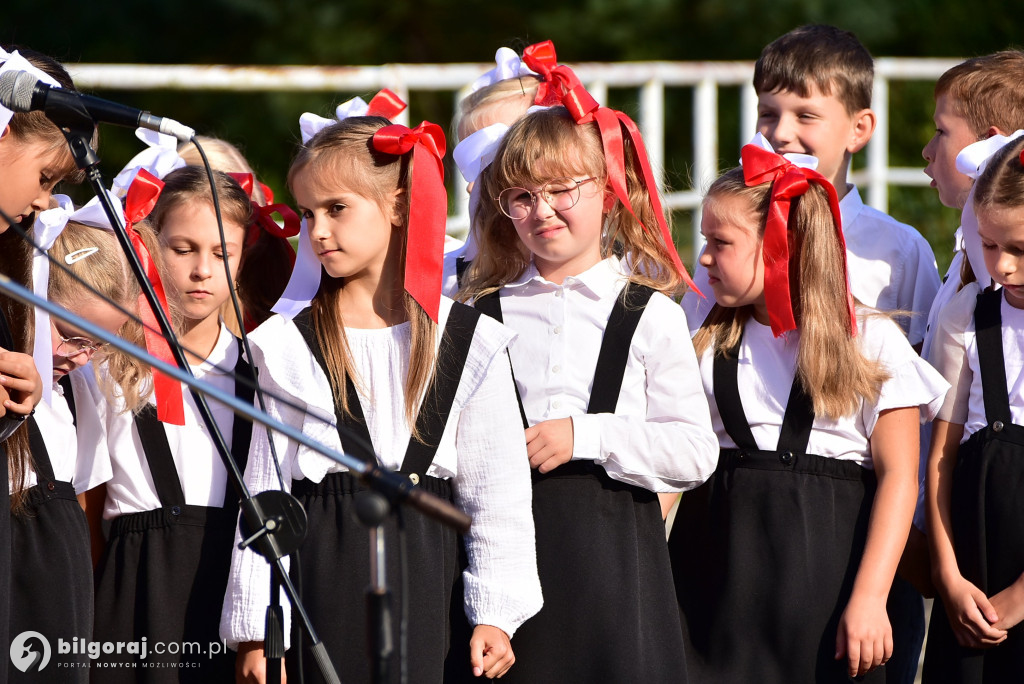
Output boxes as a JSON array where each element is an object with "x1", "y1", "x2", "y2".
[
  {"x1": 53, "y1": 326, "x2": 106, "y2": 359},
  {"x1": 496, "y1": 177, "x2": 598, "y2": 220}
]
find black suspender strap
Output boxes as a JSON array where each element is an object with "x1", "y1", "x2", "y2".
[
  {"x1": 135, "y1": 404, "x2": 186, "y2": 507},
  {"x1": 586, "y1": 285, "x2": 656, "y2": 415},
  {"x1": 712, "y1": 344, "x2": 759, "y2": 451},
  {"x1": 474, "y1": 291, "x2": 529, "y2": 429},
  {"x1": 294, "y1": 305, "x2": 482, "y2": 478},
  {"x1": 712, "y1": 332, "x2": 816, "y2": 453},
  {"x1": 292, "y1": 308, "x2": 376, "y2": 465},
  {"x1": 59, "y1": 374, "x2": 77, "y2": 428},
  {"x1": 26, "y1": 416, "x2": 57, "y2": 483},
  {"x1": 399, "y1": 302, "x2": 480, "y2": 476},
  {"x1": 227, "y1": 340, "x2": 256, "y2": 504},
  {"x1": 135, "y1": 337, "x2": 258, "y2": 508},
  {"x1": 974, "y1": 288, "x2": 1012, "y2": 425}
]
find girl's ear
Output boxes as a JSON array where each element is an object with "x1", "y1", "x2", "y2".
[
  {"x1": 390, "y1": 188, "x2": 408, "y2": 226},
  {"x1": 602, "y1": 188, "x2": 616, "y2": 213}
]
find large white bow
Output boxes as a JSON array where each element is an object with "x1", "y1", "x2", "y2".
[
  {"x1": 298, "y1": 95, "x2": 375, "y2": 144},
  {"x1": 0, "y1": 47, "x2": 61, "y2": 131},
  {"x1": 467, "y1": 47, "x2": 538, "y2": 95},
  {"x1": 111, "y1": 128, "x2": 186, "y2": 198},
  {"x1": 744, "y1": 132, "x2": 820, "y2": 170},
  {"x1": 956, "y1": 130, "x2": 1024, "y2": 288}
]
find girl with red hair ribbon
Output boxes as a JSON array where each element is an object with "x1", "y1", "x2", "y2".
[
  {"x1": 667, "y1": 144, "x2": 949, "y2": 683},
  {"x1": 221, "y1": 115, "x2": 541, "y2": 683},
  {"x1": 456, "y1": 98, "x2": 718, "y2": 680}
]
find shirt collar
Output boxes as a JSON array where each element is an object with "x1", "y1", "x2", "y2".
[
  {"x1": 839, "y1": 184, "x2": 863, "y2": 227},
  {"x1": 192, "y1": 322, "x2": 238, "y2": 378},
  {"x1": 505, "y1": 257, "x2": 626, "y2": 300}
]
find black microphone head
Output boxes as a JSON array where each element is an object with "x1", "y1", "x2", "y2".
[{"x1": 0, "y1": 70, "x2": 40, "y2": 112}]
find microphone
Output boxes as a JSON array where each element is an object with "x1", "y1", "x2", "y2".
[{"x1": 0, "y1": 69, "x2": 195, "y2": 142}]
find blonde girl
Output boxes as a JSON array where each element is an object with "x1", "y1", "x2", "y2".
[
  {"x1": 669, "y1": 146, "x2": 948, "y2": 684},
  {"x1": 923, "y1": 135, "x2": 1024, "y2": 682},
  {"x1": 222, "y1": 116, "x2": 541, "y2": 684},
  {"x1": 459, "y1": 102, "x2": 718, "y2": 683}
]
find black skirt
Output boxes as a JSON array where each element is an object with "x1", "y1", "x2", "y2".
[
  {"x1": 91, "y1": 504, "x2": 237, "y2": 683},
  {"x1": 497, "y1": 462, "x2": 686, "y2": 684},
  {"x1": 288, "y1": 471, "x2": 461, "y2": 684},
  {"x1": 9, "y1": 480, "x2": 93, "y2": 682},
  {"x1": 922, "y1": 422, "x2": 1024, "y2": 683},
  {"x1": 670, "y1": 448, "x2": 881, "y2": 684}
]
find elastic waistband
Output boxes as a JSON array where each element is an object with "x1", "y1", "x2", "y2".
[
  {"x1": 292, "y1": 470, "x2": 453, "y2": 500},
  {"x1": 718, "y1": 448, "x2": 875, "y2": 483},
  {"x1": 109, "y1": 503, "x2": 236, "y2": 536}
]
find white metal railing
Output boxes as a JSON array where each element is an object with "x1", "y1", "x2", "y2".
[{"x1": 69, "y1": 58, "x2": 962, "y2": 253}]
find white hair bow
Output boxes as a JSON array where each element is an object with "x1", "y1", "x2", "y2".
[
  {"x1": 0, "y1": 47, "x2": 61, "y2": 132},
  {"x1": 467, "y1": 47, "x2": 538, "y2": 95},
  {"x1": 744, "y1": 132, "x2": 820, "y2": 170},
  {"x1": 956, "y1": 130, "x2": 1024, "y2": 288},
  {"x1": 111, "y1": 128, "x2": 186, "y2": 198},
  {"x1": 299, "y1": 96, "x2": 373, "y2": 144}
]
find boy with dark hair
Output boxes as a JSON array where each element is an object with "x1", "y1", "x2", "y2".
[{"x1": 683, "y1": 25, "x2": 941, "y2": 353}]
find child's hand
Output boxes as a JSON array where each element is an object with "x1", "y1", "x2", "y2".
[
  {"x1": 236, "y1": 641, "x2": 285, "y2": 684},
  {"x1": 469, "y1": 624, "x2": 514, "y2": 678},
  {"x1": 0, "y1": 349, "x2": 42, "y2": 419},
  {"x1": 940, "y1": 574, "x2": 1007, "y2": 648},
  {"x1": 835, "y1": 593, "x2": 893, "y2": 678},
  {"x1": 991, "y1": 572, "x2": 1024, "y2": 632},
  {"x1": 524, "y1": 418, "x2": 574, "y2": 473}
]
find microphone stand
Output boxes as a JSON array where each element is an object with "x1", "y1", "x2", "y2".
[{"x1": 31, "y1": 105, "x2": 469, "y2": 683}]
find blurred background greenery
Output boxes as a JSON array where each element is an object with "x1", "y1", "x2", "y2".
[{"x1": 3, "y1": 0, "x2": 1021, "y2": 273}]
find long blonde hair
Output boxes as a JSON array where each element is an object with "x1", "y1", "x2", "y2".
[
  {"x1": 693, "y1": 167, "x2": 888, "y2": 419},
  {"x1": 458, "y1": 107, "x2": 685, "y2": 300},
  {"x1": 286, "y1": 116, "x2": 436, "y2": 437}
]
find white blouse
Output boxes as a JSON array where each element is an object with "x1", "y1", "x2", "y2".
[
  {"x1": 220, "y1": 297, "x2": 541, "y2": 647},
  {"x1": 88, "y1": 324, "x2": 242, "y2": 517},
  {"x1": 931, "y1": 283, "x2": 1024, "y2": 441},
  {"x1": 496, "y1": 257, "x2": 719, "y2": 493},
  {"x1": 9, "y1": 369, "x2": 107, "y2": 495},
  {"x1": 699, "y1": 311, "x2": 949, "y2": 468}
]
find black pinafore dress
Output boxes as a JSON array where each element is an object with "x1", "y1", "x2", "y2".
[
  {"x1": 9, "y1": 378, "x2": 92, "y2": 682},
  {"x1": 474, "y1": 285, "x2": 687, "y2": 684},
  {"x1": 288, "y1": 303, "x2": 480, "y2": 684},
  {"x1": 92, "y1": 340, "x2": 254, "y2": 682},
  {"x1": 922, "y1": 289, "x2": 1024, "y2": 683},
  {"x1": 668, "y1": 336, "x2": 882, "y2": 684}
]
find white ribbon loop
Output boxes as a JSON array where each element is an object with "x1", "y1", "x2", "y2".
[
  {"x1": 30, "y1": 194, "x2": 75, "y2": 403},
  {"x1": 957, "y1": 130, "x2": 1024, "y2": 289},
  {"x1": 299, "y1": 96, "x2": 372, "y2": 144},
  {"x1": 111, "y1": 128, "x2": 185, "y2": 198},
  {"x1": 467, "y1": 47, "x2": 538, "y2": 95},
  {"x1": 0, "y1": 47, "x2": 62, "y2": 131}
]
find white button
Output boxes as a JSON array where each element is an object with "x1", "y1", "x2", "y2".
[
  {"x1": 554, "y1": 326, "x2": 562, "y2": 334},
  {"x1": 553, "y1": 400, "x2": 562, "y2": 409},
  {"x1": 552, "y1": 365, "x2": 561, "y2": 373},
  {"x1": 554, "y1": 290, "x2": 563, "y2": 298}
]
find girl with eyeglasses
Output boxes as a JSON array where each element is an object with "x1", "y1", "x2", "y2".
[
  {"x1": 457, "y1": 104, "x2": 718, "y2": 683},
  {"x1": 8, "y1": 219, "x2": 140, "y2": 683}
]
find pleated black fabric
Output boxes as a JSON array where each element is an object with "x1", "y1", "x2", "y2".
[
  {"x1": 669, "y1": 340, "x2": 882, "y2": 684},
  {"x1": 91, "y1": 341, "x2": 254, "y2": 683},
  {"x1": 474, "y1": 285, "x2": 687, "y2": 684},
  {"x1": 923, "y1": 289, "x2": 1024, "y2": 683},
  {"x1": 289, "y1": 303, "x2": 479, "y2": 684},
  {"x1": 8, "y1": 416, "x2": 93, "y2": 682}
]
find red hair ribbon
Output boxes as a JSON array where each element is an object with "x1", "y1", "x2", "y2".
[
  {"x1": 371, "y1": 122, "x2": 447, "y2": 322},
  {"x1": 366, "y1": 88, "x2": 407, "y2": 120},
  {"x1": 125, "y1": 169, "x2": 185, "y2": 425},
  {"x1": 525, "y1": 57, "x2": 700, "y2": 295},
  {"x1": 228, "y1": 173, "x2": 301, "y2": 265},
  {"x1": 522, "y1": 40, "x2": 597, "y2": 111},
  {"x1": 740, "y1": 144, "x2": 856, "y2": 338}
]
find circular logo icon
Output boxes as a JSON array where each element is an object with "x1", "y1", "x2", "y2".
[{"x1": 10, "y1": 631, "x2": 51, "y2": 672}]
